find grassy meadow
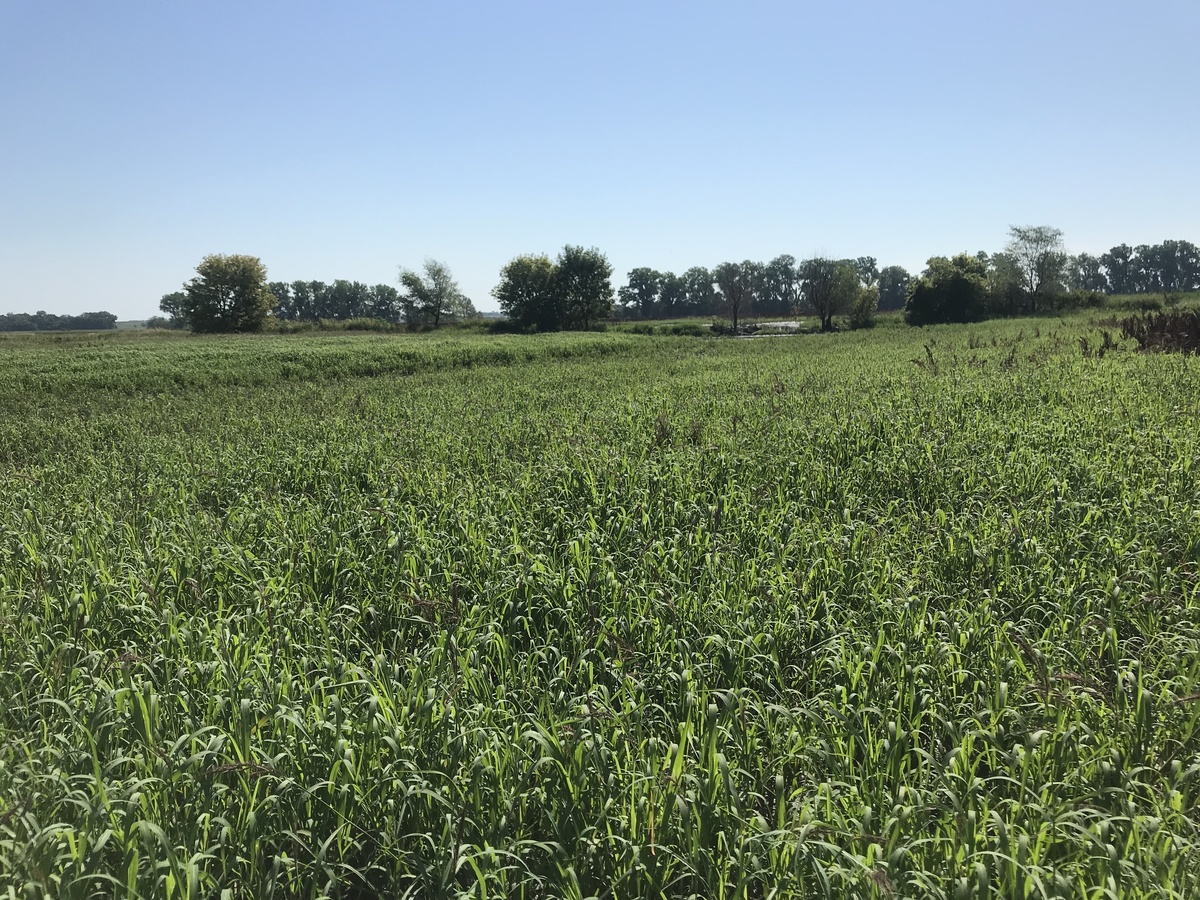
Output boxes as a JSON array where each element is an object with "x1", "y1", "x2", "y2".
[{"x1": 1, "y1": 315, "x2": 1199, "y2": 898}]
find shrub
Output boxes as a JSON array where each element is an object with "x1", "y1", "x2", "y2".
[
  {"x1": 905, "y1": 254, "x2": 989, "y2": 326},
  {"x1": 849, "y1": 285, "x2": 879, "y2": 330}
]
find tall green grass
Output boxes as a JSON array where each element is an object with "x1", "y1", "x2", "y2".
[{"x1": 1, "y1": 319, "x2": 1198, "y2": 897}]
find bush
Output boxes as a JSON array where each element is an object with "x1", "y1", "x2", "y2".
[
  {"x1": 905, "y1": 254, "x2": 989, "y2": 326},
  {"x1": 849, "y1": 285, "x2": 879, "y2": 330}
]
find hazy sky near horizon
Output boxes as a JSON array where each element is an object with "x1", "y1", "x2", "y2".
[{"x1": 2, "y1": 1, "x2": 1197, "y2": 318}]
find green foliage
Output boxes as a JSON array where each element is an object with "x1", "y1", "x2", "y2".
[
  {"x1": 270, "y1": 280, "x2": 404, "y2": 323},
  {"x1": 399, "y1": 259, "x2": 475, "y2": 328},
  {"x1": 713, "y1": 260, "x2": 761, "y2": 332},
  {"x1": 800, "y1": 257, "x2": 859, "y2": 331},
  {"x1": 492, "y1": 253, "x2": 558, "y2": 331},
  {"x1": 848, "y1": 284, "x2": 879, "y2": 329},
  {"x1": 617, "y1": 266, "x2": 661, "y2": 318},
  {"x1": 905, "y1": 253, "x2": 990, "y2": 325},
  {"x1": 555, "y1": 244, "x2": 614, "y2": 329},
  {"x1": 2, "y1": 321, "x2": 1200, "y2": 897},
  {"x1": 877, "y1": 265, "x2": 911, "y2": 311},
  {"x1": 493, "y1": 246, "x2": 614, "y2": 331},
  {"x1": 158, "y1": 290, "x2": 189, "y2": 327},
  {"x1": 760, "y1": 255, "x2": 801, "y2": 317},
  {"x1": 181, "y1": 253, "x2": 273, "y2": 333},
  {"x1": 1005, "y1": 225, "x2": 1068, "y2": 313},
  {"x1": 0, "y1": 310, "x2": 118, "y2": 332}
]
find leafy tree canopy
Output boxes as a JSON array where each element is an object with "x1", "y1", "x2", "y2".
[
  {"x1": 905, "y1": 253, "x2": 989, "y2": 326},
  {"x1": 799, "y1": 258, "x2": 859, "y2": 332},
  {"x1": 181, "y1": 254, "x2": 273, "y2": 333},
  {"x1": 493, "y1": 246, "x2": 613, "y2": 331},
  {"x1": 399, "y1": 259, "x2": 475, "y2": 328}
]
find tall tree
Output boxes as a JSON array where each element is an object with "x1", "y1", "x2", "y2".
[
  {"x1": 492, "y1": 254, "x2": 558, "y2": 331},
  {"x1": 853, "y1": 256, "x2": 879, "y2": 287},
  {"x1": 555, "y1": 245, "x2": 614, "y2": 329},
  {"x1": 987, "y1": 252, "x2": 1025, "y2": 316},
  {"x1": 799, "y1": 257, "x2": 859, "y2": 332},
  {"x1": 181, "y1": 254, "x2": 273, "y2": 333},
  {"x1": 681, "y1": 266, "x2": 717, "y2": 316},
  {"x1": 399, "y1": 259, "x2": 470, "y2": 328},
  {"x1": 288, "y1": 281, "x2": 318, "y2": 321},
  {"x1": 1136, "y1": 240, "x2": 1200, "y2": 294},
  {"x1": 1067, "y1": 253, "x2": 1108, "y2": 292},
  {"x1": 877, "y1": 265, "x2": 911, "y2": 311},
  {"x1": 1101, "y1": 244, "x2": 1135, "y2": 294},
  {"x1": 617, "y1": 267, "x2": 661, "y2": 319},
  {"x1": 657, "y1": 271, "x2": 687, "y2": 318},
  {"x1": 367, "y1": 284, "x2": 403, "y2": 321},
  {"x1": 1005, "y1": 225, "x2": 1067, "y2": 312},
  {"x1": 1172, "y1": 240, "x2": 1200, "y2": 291},
  {"x1": 158, "y1": 290, "x2": 189, "y2": 327},
  {"x1": 713, "y1": 260, "x2": 760, "y2": 332},
  {"x1": 905, "y1": 254, "x2": 989, "y2": 325},
  {"x1": 761, "y1": 255, "x2": 800, "y2": 317}
]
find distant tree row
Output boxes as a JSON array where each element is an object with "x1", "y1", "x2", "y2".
[
  {"x1": 158, "y1": 231, "x2": 1197, "y2": 334},
  {"x1": 903, "y1": 228, "x2": 1200, "y2": 326},
  {"x1": 160, "y1": 256, "x2": 477, "y2": 332},
  {"x1": 615, "y1": 233, "x2": 1199, "y2": 331},
  {"x1": 268, "y1": 263, "x2": 476, "y2": 327},
  {"x1": 616, "y1": 256, "x2": 903, "y2": 331},
  {"x1": 0, "y1": 310, "x2": 118, "y2": 332},
  {"x1": 1068, "y1": 240, "x2": 1200, "y2": 295}
]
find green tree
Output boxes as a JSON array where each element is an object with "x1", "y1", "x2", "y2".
[
  {"x1": 618, "y1": 267, "x2": 661, "y2": 319},
  {"x1": 761, "y1": 255, "x2": 800, "y2": 317},
  {"x1": 681, "y1": 266, "x2": 717, "y2": 316},
  {"x1": 853, "y1": 256, "x2": 879, "y2": 287},
  {"x1": 366, "y1": 284, "x2": 403, "y2": 322},
  {"x1": 713, "y1": 260, "x2": 760, "y2": 332},
  {"x1": 492, "y1": 254, "x2": 558, "y2": 331},
  {"x1": 1068, "y1": 253, "x2": 1108, "y2": 293},
  {"x1": 657, "y1": 271, "x2": 687, "y2": 318},
  {"x1": 1005, "y1": 225, "x2": 1067, "y2": 313},
  {"x1": 848, "y1": 284, "x2": 879, "y2": 330},
  {"x1": 1101, "y1": 244, "x2": 1135, "y2": 294},
  {"x1": 799, "y1": 257, "x2": 859, "y2": 332},
  {"x1": 555, "y1": 245, "x2": 614, "y2": 329},
  {"x1": 905, "y1": 253, "x2": 989, "y2": 325},
  {"x1": 180, "y1": 254, "x2": 273, "y2": 333},
  {"x1": 267, "y1": 281, "x2": 292, "y2": 318},
  {"x1": 158, "y1": 290, "x2": 189, "y2": 327},
  {"x1": 877, "y1": 265, "x2": 911, "y2": 311},
  {"x1": 986, "y1": 251, "x2": 1025, "y2": 316},
  {"x1": 399, "y1": 259, "x2": 471, "y2": 328}
]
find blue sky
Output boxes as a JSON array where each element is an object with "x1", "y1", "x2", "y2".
[{"x1": 1, "y1": 1, "x2": 1197, "y2": 318}]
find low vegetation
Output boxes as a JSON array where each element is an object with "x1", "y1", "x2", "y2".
[
  {"x1": 1, "y1": 315, "x2": 1198, "y2": 897},
  {"x1": 1120, "y1": 310, "x2": 1200, "y2": 355}
]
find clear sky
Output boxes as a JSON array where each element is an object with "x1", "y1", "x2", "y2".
[{"x1": 1, "y1": 1, "x2": 1197, "y2": 318}]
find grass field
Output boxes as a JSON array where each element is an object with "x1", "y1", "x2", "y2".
[{"x1": 1, "y1": 316, "x2": 1199, "y2": 898}]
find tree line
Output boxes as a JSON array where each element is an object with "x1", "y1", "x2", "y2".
[
  {"x1": 904, "y1": 229, "x2": 1200, "y2": 326},
  {"x1": 157, "y1": 261, "x2": 478, "y2": 331},
  {"x1": 614, "y1": 256, "x2": 907, "y2": 330},
  {"x1": 158, "y1": 248, "x2": 614, "y2": 334},
  {"x1": 1069, "y1": 240, "x2": 1200, "y2": 295},
  {"x1": 0, "y1": 310, "x2": 117, "y2": 332},
  {"x1": 155, "y1": 229, "x2": 1197, "y2": 334},
  {"x1": 616, "y1": 231, "x2": 1200, "y2": 329}
]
